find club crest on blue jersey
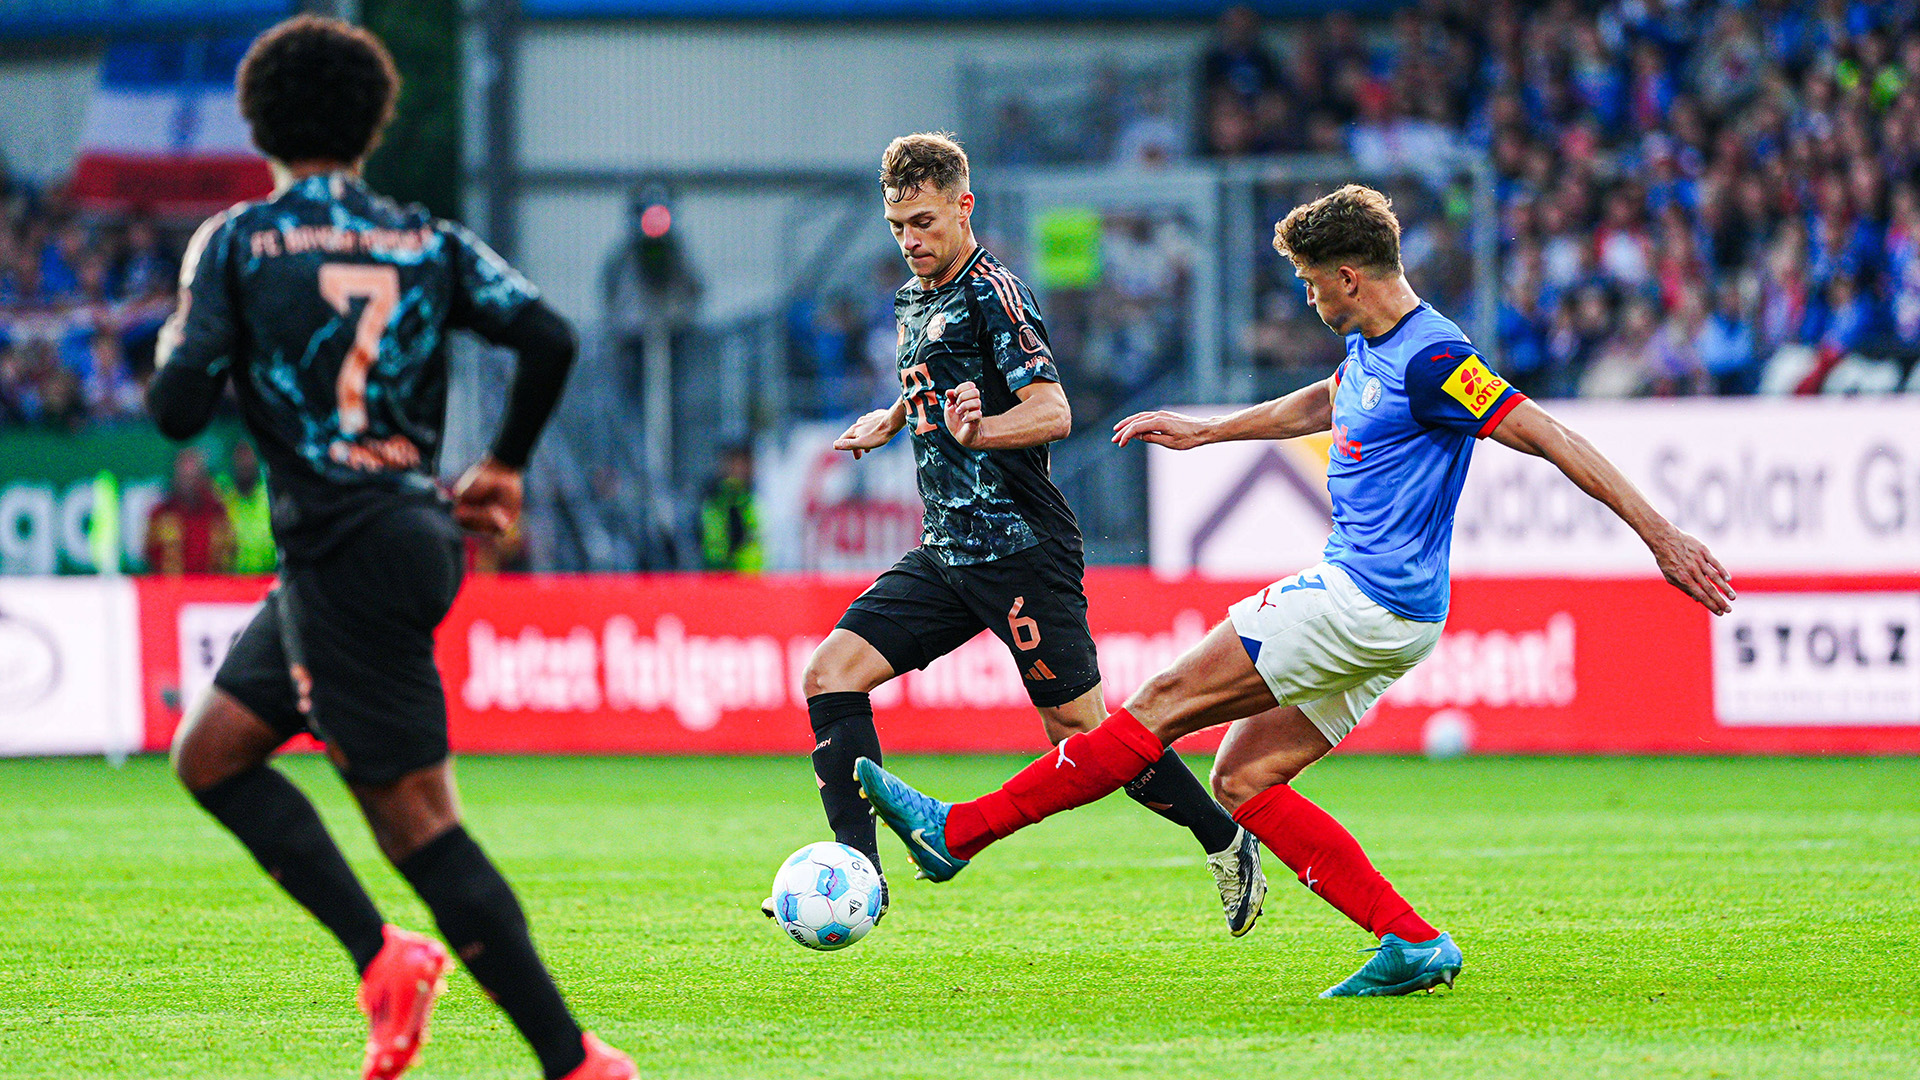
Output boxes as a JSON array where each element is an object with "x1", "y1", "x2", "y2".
[{"x1": 1361, "y1": 376, "x2": 1383, "y2": 410}]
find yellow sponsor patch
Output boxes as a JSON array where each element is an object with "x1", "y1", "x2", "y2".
[{"x1": 1441, "y1": 353, "x2": 1507, "y2": 418}]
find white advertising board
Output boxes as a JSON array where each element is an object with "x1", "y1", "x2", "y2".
[
  {"x1": 1150, "y1": 397, "x2": 1920, "y2": 578},
  {"x1": 1711, "y1": 591, "x2": 1920, "y2": 726},
  {"x1": 756, "y1": 422, "x2": 922, "y2": 573},
  {"x1": 0, "y1": 578, "x2": 141, "y2": 756}
]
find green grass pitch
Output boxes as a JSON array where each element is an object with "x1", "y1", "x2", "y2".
[{"x1": 1, "y1": 753, "x2": 1916, "y2": 1079}]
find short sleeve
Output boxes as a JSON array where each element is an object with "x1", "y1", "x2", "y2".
[
  {"x1": 1404, "y1": 341, "x2": 1526, "y2": 437},
  {"x1": 972, "y1": 265, "x2": 1059, "y2": 392},
  {"x1": 443, "y1": 221, "x2": 539, "y2": 341},
  {"x1": 154, "y1": 211, "x2": 239, "y2": 377}
]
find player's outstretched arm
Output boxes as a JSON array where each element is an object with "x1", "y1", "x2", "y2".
[
  {"x1": 943, "y1": 379, "x2": 1069, "y2": 450},
  {"x1": 1112, "y1": 377, "x2": 1334, "y2": 449},
  {"x1": 1490, "y1": 399, "x2": 1736, "y2": 615},
  {"x1": 834, "y1": 396, "x2": 909, "y2": 459}
]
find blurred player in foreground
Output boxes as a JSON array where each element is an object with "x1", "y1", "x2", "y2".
[
  {"x1": 858, "y1": 184, "x2": 1736, "y2": 997},
  {"x1": 148, "y1": 17, "x2": 633, "y2": 1079},
  {"x1": 783, "y1": 132, "x2": 1267, "y2": 936}
]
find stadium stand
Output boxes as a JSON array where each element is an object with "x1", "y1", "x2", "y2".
[
  {"x1": 0, "y1": 176, "x2": 179, "y2": 430},
  {"x1": 967, "y1": 0, "x2": 1920, "y2": 399}
]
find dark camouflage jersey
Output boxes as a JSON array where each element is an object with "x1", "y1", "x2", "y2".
[
  {"x1": 157, "y1": 174, "x2": 538, "y2": 561},
  {"x1": 893, "y1": 246, "x2": 1079, "y2": 565}
]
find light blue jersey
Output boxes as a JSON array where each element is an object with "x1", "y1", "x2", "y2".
[{"x1": 1321, "y1": 302, "x2": 1524, "y2": 621}]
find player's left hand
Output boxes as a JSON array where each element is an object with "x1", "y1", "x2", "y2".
[
  {"x1": 1651, "y1": 526, "x2": 1736, "y2": 615},
  {"x1": 944, "y1": 381, "x2": 986, "y2": 448},
  {"x1": 452, "y1": 456, "x2": 523, "y2": 536}
]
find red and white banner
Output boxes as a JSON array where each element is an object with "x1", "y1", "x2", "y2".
[
  {"x1": 70, "y1": 38, "x2": 272, "y2": 216},
  {"x1": 129, "y1": 571, "x2": 1920, "y2": 759}
]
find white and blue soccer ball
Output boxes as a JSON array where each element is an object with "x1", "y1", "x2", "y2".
[{"x1": 768, "y1": 842, "x2": 883, "y2": 951}]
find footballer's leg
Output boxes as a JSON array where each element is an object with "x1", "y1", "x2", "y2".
[
  {"x1": 1038, "y1": 694, "x2": 1268, "y2": 936},
  {"x1": 173, "y1": 600, "x2": 390, "y2": 978},
  {"x1": 1006, "y1": 537, "x2": 1265, "y2": 935},
  {"x1": 799, "y1": 628, "x2": 896, "y2": 877},
  {"x1": 1210, "y1": 707, "x2": 1458, "y2": 995},
  {"x1": 806, "y1": 549, "x2": 986, "y2": 892},
  {"x1": 1209, "y1": 566, "x2": 1458, "y2": 996},
  {"x1": 355, "y1": 765, "x2": 615, "y2": 1079},
  {"x1": 301, "y1": 504, "x2": 633, "y2": 1079},
  {"x1": 861, "y1": 617, "x2": 1276, "y2": 876}
]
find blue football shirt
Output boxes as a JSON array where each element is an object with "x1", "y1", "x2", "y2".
[{"x1": 1320, "y1": 302, "x2": 1524, "y2": 621}]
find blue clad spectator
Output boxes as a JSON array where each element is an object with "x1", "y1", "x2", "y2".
[{"x1": 1697, "y1": 281, "x2": 1758, "y2": 394}]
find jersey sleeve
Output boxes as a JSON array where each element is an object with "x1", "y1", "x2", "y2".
[
  {"x1": 1404, "y1": 341, "x2": 1526, "y2": 437},
  {"x1": 443, "y1": 221, "x2": 540, "y2": 341},
  {"x1": 153, "y1": 210, "x2": 240, "y2": 377},
  {"x1": 972, "y1": 266, "x2": 1059, "y2": 392}
]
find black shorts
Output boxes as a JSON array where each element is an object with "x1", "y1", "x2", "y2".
[
  {"x1": 213, "y1": 499, "x2": 465, "y2": 786},
  {"x1": 838, "y1": 538, "x2": 1100, "y2": 709}
]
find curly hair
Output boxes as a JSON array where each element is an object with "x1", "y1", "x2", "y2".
[
  {"x1": 1273, "y1": 184, "x2": 1403, "y2": 275},
  {"x1": 237, "y1": 16, "x2": 400, "y2": 166},
  {"x1": 879, "y1": 132, "x2": 970, "y2": 200}
]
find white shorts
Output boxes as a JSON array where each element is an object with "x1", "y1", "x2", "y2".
[{"x1": 1226, "y1": 561, "x2": 1445, "y2": 746}]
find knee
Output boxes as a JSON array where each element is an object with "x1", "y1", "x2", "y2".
[
  {"x1": 170, "y1": 699, "x2": 229, "y2": 793},
  {"x1": 1123, "y1": 670, "x2": 1194, "y2": 743},
  {"x1": 1209, "y1": 756, "x2": 1306, "y2": 814},
  {"x1": 1041, "y1": 716, "x2": 1086, "y2": 744},
  {"x1": 1208, "y1": 762, "x2": 1269, "y2": 815},
  {"x1": 374, "y1": 814, "x2": 459, "y2": 866}
]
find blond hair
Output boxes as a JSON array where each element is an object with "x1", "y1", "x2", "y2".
[{"x1": 880, "y1": 132, "x2": 970, "y2": 200}]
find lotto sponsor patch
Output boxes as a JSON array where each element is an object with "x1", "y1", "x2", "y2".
[{"x1": 1442, "y1": 354, "x2": 1506, "y2": 418}]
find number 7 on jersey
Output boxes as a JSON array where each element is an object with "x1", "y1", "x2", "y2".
[{"x1": 318, "y1": 262, "x2": 399, "y2": 436}]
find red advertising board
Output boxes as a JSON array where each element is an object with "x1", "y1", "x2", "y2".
[{"x1": 134, "y1": 571, "x2": 1920, "y2": 757}]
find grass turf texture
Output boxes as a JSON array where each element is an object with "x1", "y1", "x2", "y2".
[{"x1": 1, "y1": 755, "x2": 1916, "y2": 1079}]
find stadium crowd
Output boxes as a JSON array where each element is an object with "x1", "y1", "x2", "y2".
[
  {"x1": 0, "y1": 175, "x2": 177, "y2": 429},
  {"x1": 967, "y1": 0, "x2": 1920, "y2": 399},
  {"x1": 1198, "y1": 0, "x2": 1920, "y2": 397}
]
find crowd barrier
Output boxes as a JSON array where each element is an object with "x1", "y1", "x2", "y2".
[{"x1": 2, "y1": 570, "x2": 1912, "y2": 759}]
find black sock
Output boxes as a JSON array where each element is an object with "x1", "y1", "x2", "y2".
[
  {"x1": 192, "y1": 766, "x2": 388, "y2": 975},
  {"x1": 1123, "y1": 749, "x2": 1241, "y2": 855},
  {"x1": 808, "y1": 691, "x2": 883, "y2": 874},
  {"x1": 397, "y1": 826, "x2": 585, "y2": 1080}
]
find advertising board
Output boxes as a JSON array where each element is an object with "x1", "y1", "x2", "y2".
[
  {"x1": 1150, "y1": 397, "x2": 1920, "y2": 579},
  {"x1": 131, "y1": 572, "x2": 1920, "y2": 759}
]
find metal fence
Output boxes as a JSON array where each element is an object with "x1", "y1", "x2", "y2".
[{"x1": 470, "y1": 155, "x2": 1497, "y2": 570}]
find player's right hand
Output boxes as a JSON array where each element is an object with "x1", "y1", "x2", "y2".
[
  {"x1": 1651, "y1": 527, "x2": 1737, "y2": 615},
  {"x1": 834, "y1": 408, "x2": 900, "y2": 459},
  {"x1": 1112, "y1": 410, "x2": 1211, "y2": 449},
  {"x1": 452, "y1": 456, "x2": 522, "y2": 536}
]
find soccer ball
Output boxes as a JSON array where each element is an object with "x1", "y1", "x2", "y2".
[{"x1": 768, "y1": 842, "x2": 883, "y2": 951}]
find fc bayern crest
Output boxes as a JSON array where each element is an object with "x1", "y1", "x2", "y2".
[
  {"x1": 1361, "y1": 376, "x2": 1384, "y2": 410},
  {"x1": 925, "y1": 313, "x2": 948, "y2": 341}
]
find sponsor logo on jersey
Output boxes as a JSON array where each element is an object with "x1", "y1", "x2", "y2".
[
  {"x1": 925, "y1": 312, "x2": 948, "y2": 341},
  {"x1": 1018, "y1": 324, "x2": 1046, "y2": 355},
  {"x1": 1332, "y1": 422, "x2": 1363, "y2": 462},
  {"x1": 1361, "y1": 376, "x2": 1383, "y2": 410},
  {"x1": 1441, "y1": 353, "x2": 1507, "y2": 418}
]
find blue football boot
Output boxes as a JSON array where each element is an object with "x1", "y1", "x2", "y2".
[
  {"x1": 853, "y1": 757, "x2": 970, "y2": 882},
  {"x1": 1319, "y1": 932, "x2": 1463, "y2": 997}
]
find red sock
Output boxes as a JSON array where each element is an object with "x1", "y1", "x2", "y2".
[
  {"x1": 945, "y1": 709, "x2": 1164, "y2": 860},
  {"x1": 1232, "y1": 784, "x2": 1439, "y2": 942}
]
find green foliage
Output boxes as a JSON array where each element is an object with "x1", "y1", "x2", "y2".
[
  {"x1": 360, "y1": 0, "x2": 461, "y2": 221},
  {"x1": 1, "y1": 755, "x2": 1916, "y2": 1078}
]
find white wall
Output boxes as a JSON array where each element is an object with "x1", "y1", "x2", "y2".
[
  {"x1": 508, "y1": 22, "x2": 1211, "y2": 322},
  {"x1": 517, "y1": 22, "x2": 1208, "y2": 170},
  {"x1": 0, "y1": 51, "x2": 101, "y2": 181}
]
